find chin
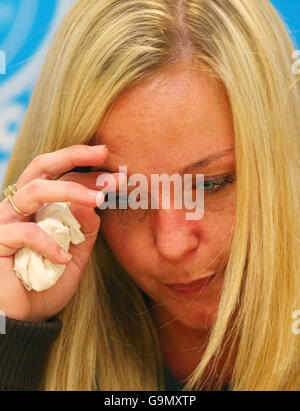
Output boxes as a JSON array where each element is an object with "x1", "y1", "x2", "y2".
[
  {"x1": 167, "y1": 297, "x2": 220, "y2": 331},
  {"x1": 177, "y1": 308, "x2": 218, "y2": 331}
]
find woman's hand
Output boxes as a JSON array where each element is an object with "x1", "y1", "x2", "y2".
[{"x1": 0, "y1": 144, "x2": 122, "y2": 323}]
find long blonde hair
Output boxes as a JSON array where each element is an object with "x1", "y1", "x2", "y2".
[{"x1": 2, "y1": 0, "x2": 300, "y2": 390}]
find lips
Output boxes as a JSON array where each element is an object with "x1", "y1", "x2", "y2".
[{"x1": 164, "y1": 272, "x2": 217, "y2": 293}]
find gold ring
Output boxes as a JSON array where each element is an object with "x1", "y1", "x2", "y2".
[{"x1": 3, "y1": 184, "x2": 31, "y2": 217}]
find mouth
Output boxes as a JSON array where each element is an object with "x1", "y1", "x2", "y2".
[{"x1": 163, "y1": 272, "x2": 218, "y2": 295}]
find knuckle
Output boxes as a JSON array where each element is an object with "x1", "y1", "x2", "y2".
[
  {"x1": 57, "y1": 178, "x2": 78, "y2": 190},
  {"x1": 31, "y1": 154, "x2": 46, "y2": 167},
  {"x1": 23, "y1": 222, "x2": 39, "y2": 239},
  {"x1": 37, "y1": 235, "x2": 58, "y2": 254},
  {"x1": 27, "y1": 178, "x2": 44, "y2": 193},
  {"x1": 64, "y1": 179, "x2": 84, "y2": 192}
]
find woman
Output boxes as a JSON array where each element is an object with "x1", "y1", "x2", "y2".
[{"x1": 0, "y1": 0, "x2": 299, "y2": 391}]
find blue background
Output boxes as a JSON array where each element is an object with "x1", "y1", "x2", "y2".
[{"x1": 0, "y1": 0, "x2": 299, "y2": 185}]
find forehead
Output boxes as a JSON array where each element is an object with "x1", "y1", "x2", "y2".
[{"x1": 96, "y1": 67, "x2": 235, "y2": 175}]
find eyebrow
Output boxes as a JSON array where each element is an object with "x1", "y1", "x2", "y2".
[
  {"x1": 180, "y1": 147, "x2": 235, "y2": 174},
  {"x1": 94, "y1": 147, "x2": 235, "y2": 176}
]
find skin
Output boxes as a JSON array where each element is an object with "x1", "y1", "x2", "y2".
[{"x1": 95, "y1": 64, "x2": 237, "y2": 383}]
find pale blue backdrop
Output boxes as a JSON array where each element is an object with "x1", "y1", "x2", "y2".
[{"x1": 0, "y1": 0, "x2": 299, "y2": 185}]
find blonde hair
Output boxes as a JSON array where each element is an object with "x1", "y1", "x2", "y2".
[{"x1": 2, "y1": 0, "x2": 300, "y2": 390}]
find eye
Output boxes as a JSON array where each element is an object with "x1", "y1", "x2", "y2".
[{"x1": 195, "y1": 176, "x2": 236, "y2": 195}]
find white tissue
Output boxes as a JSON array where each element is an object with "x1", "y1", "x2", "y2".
[{"x1": 13, "y1": 202, "x2": 86, "y2": 292}]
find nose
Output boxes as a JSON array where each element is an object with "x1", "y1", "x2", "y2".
[{"x1": 153, "y1": 208, "x2": 200, "y2": 263}]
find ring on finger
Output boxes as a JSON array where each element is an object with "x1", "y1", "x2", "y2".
[{"x1": 3, "y1": 184, "x2": 31, "y2": 217}]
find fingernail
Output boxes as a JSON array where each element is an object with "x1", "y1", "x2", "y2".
[
  {"x1": 60, "y1": 248, "x2": 72, "y2": 261},
  {"x1": 88, "y1": 190, "x2": 105, "y2": 205},
  {"x1": 88, "y1": 189, "x2": 101, "y2": 197},
  {"x1": 88, "y1": 145, "x2": 106, "y2": 152}
]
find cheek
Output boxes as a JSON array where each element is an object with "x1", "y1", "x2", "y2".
[
  {"x1": 202, "y1": 197, "x2": 236, "y2": 254},
  {"x1": 99, "y1": 211, "x2": 150, "y2": 271},
  {"x1": 100, "y1": 213, "x2": 130, "y2": 251}
]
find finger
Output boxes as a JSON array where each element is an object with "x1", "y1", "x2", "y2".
[
  {"x1": 68, "y1": 202, "x2": 101, "y2": 236},
  {"x1": 0, "y1": 179, "x2": 105, "y2": 224},
  {"x1": 59, "y1": 171, "x2": 127, "y2": 191},
  {"x1": 15, "y1": 144, "x2": 108, "y2": 188},
  {"x1": 64, "y1": 203, "x2": 102, "y2": 275},
  {"x1": 0, "y1": 222, "x2": 73, "y2": 264}
]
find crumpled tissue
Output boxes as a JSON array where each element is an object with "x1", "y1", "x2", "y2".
[{"x1": 13, "y1": 202, "x2": 85, "y2": 292}]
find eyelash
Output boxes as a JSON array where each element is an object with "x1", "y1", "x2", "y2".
[{"x1": 196, "y1": 175, "x2": 236, "y2": 195}]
